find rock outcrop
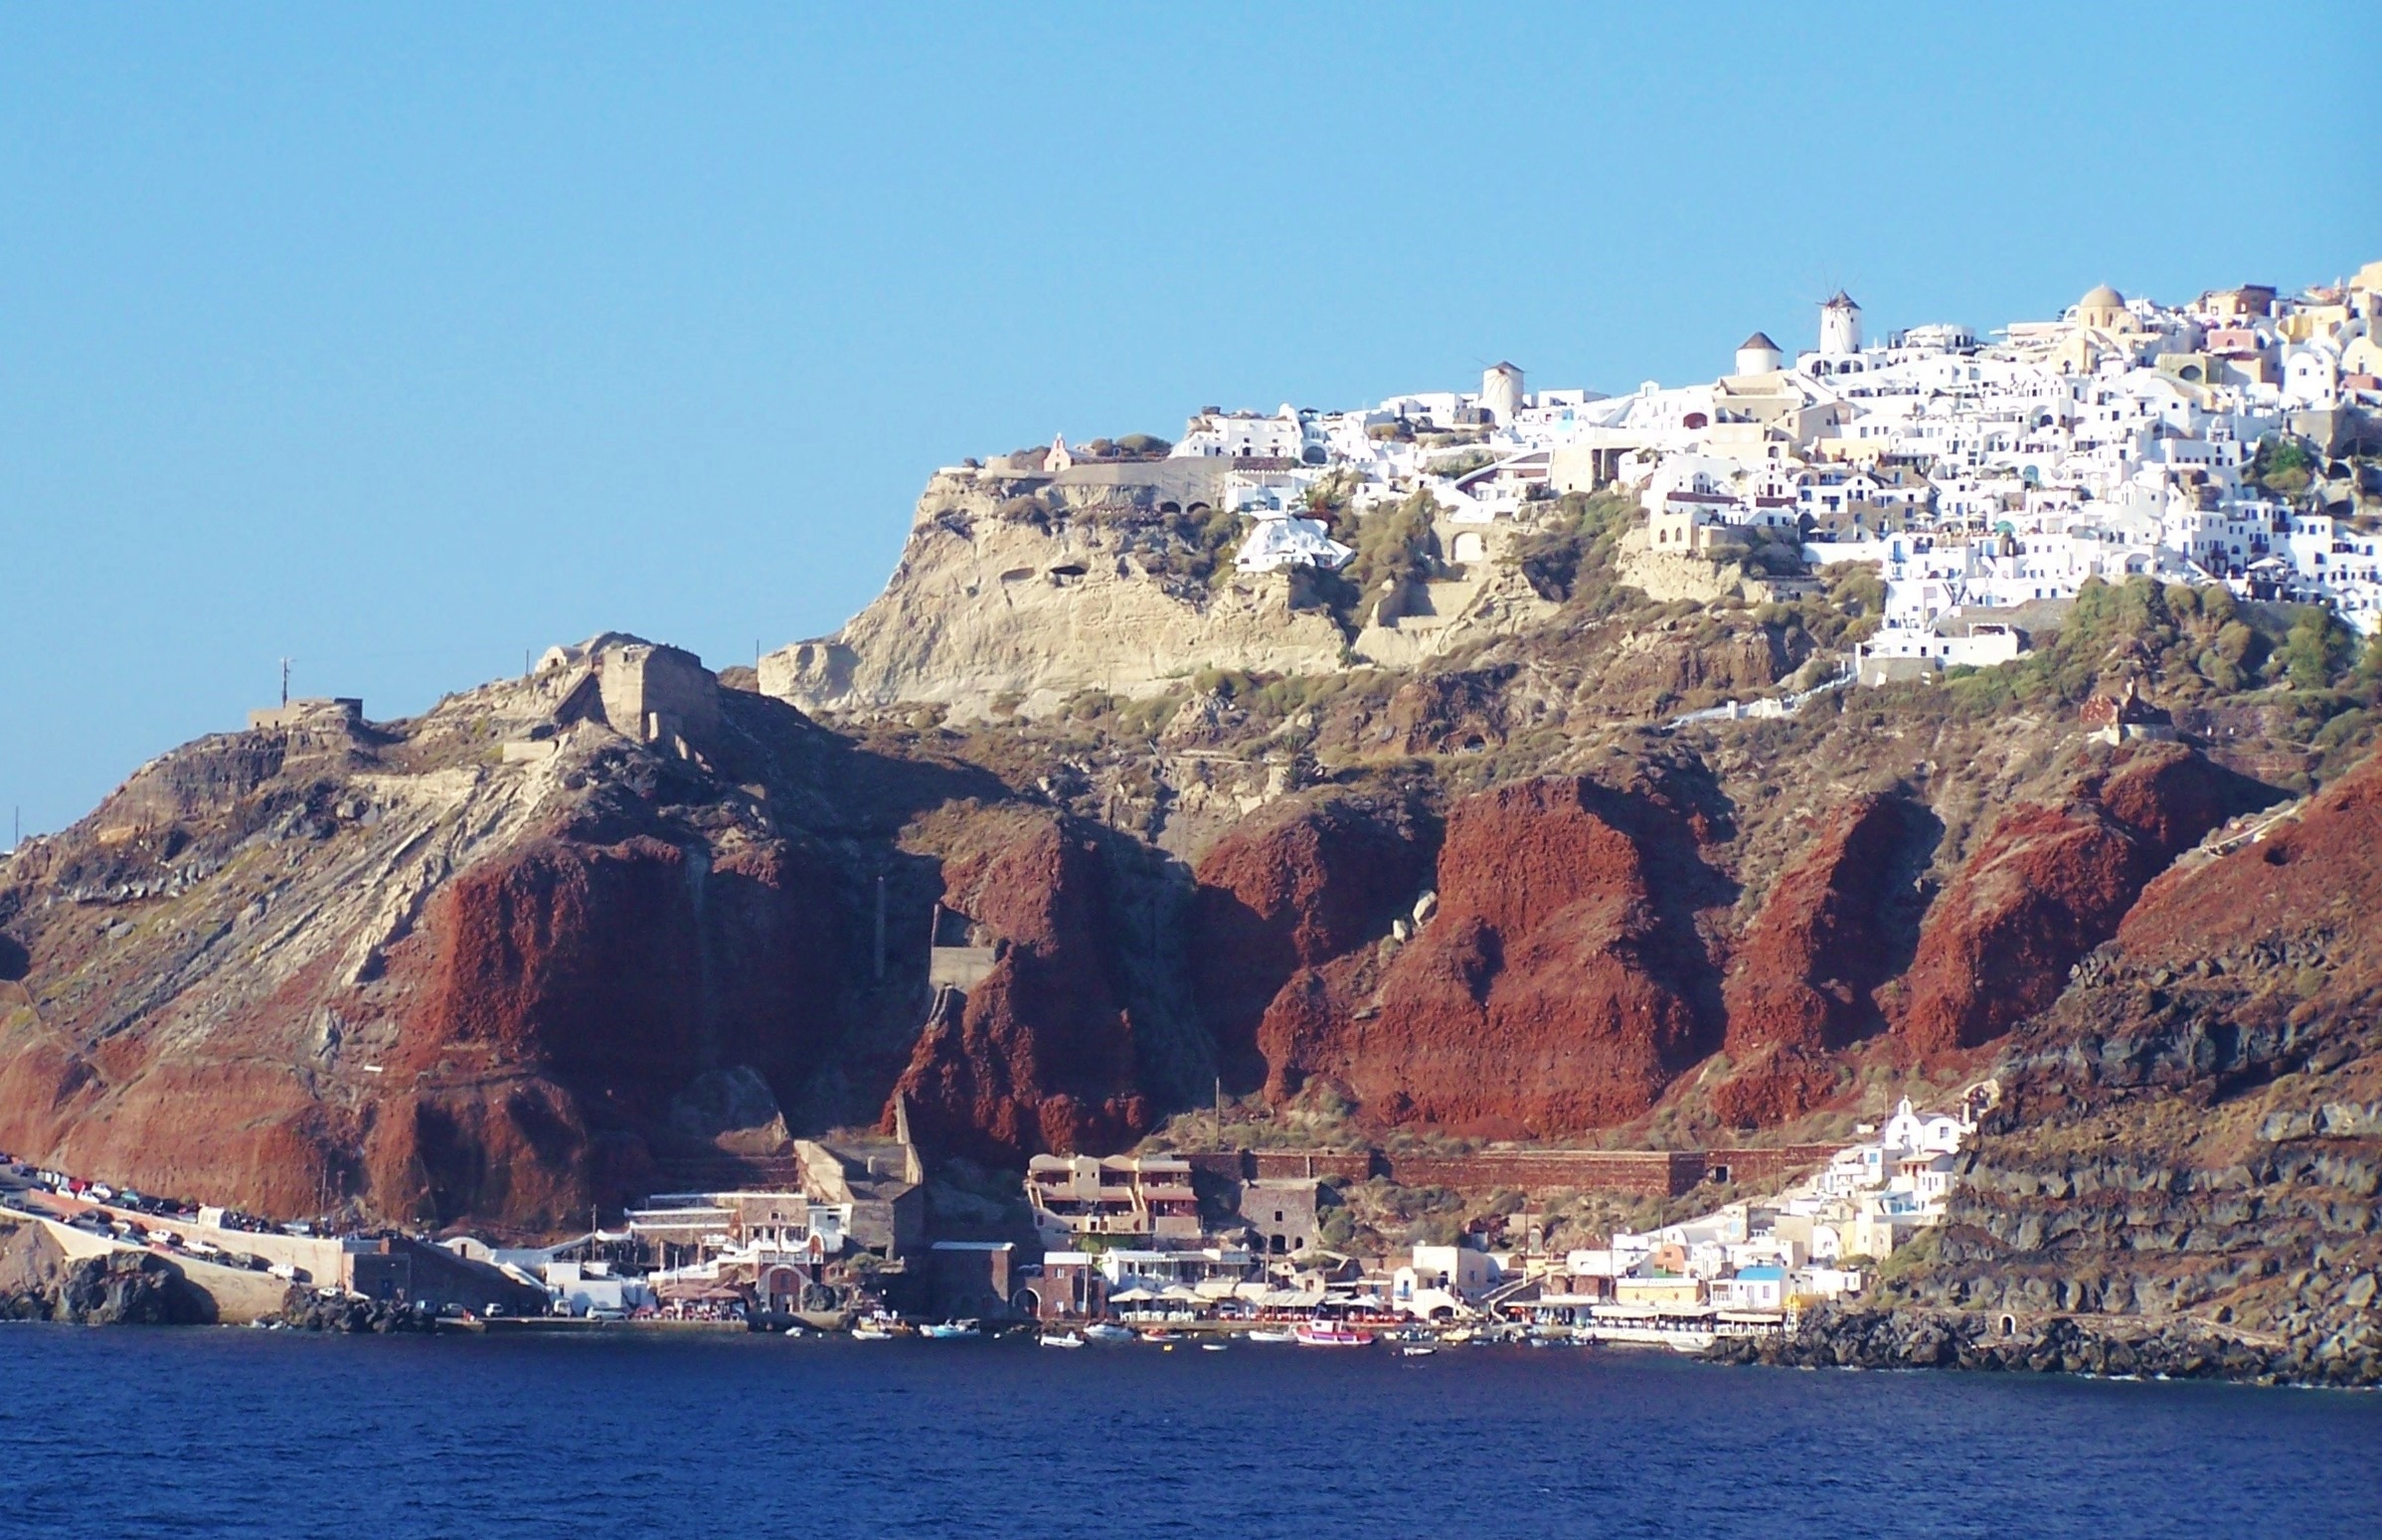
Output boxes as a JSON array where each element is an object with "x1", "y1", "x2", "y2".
[
  {"x1": 1889, "y1": 747, "x2": 2276, "y2": 1056},
  {"x1": 761, "y1": 467, "x2": 1347, "y2": 717},
  {"x1": 1712, "y1": 793, "x2": 1930, "y2": 1124},
  {"x1": 1708, "y1": 1303, "x2": 2379, "y2": 1388},
  {"x1": 0, "y1": 1223, "x2": 212, "y2": 1325},
  {"x1": 886, "y1": 808, "x2": 1154, "y2": 1165},
  {"x1": 1189, "y1": 795, "x2": 1432, "y2": 1090},
  {"x1": 1256, "y1": 775, "x2": 1726, "y2": 1134}
]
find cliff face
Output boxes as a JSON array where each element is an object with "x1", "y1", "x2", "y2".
[
  {"x1": 759, "y1": 466, "x2": 1347, "y2": 717},
  {"x1": 1189, "y1": 794, "x2": 1433, "y2": 1090},
  {"x1": 1711, "y1": 793, "x2": 1931, "y2": 1124},
  {"x1": 1878, "y1": 756, "x2": 2382, "y2": 1355},
  {"x1": 8, "y1": 446, "x2": 2377, "y2": 1279},
  {"x1": 887, "y1": 806, "x2": 1154, "y2": 1166},
  {"x1": 1888, "y1": 748, "x2": 2279, "y2": 1056},
  {"x1": 1241, "y1": 774, "x2": 1729, "y2": 1136}
]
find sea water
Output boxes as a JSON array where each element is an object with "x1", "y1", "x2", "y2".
[{"x1": 2, "y1": 1327, "x2": 2375, "y2": 1538}]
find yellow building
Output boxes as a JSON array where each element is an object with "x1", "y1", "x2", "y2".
[{"x1": 2074, "y1": 282, "x2": 2131, "y2": 332}]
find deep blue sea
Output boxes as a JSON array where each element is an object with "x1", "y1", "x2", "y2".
[{"x1": 2, "y1": 1326, "x2": 2376, "y2": 1538}]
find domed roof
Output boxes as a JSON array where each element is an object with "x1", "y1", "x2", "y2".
[{"x1": 2080, "y1": 283, "x2": 2125, "y2": 308}]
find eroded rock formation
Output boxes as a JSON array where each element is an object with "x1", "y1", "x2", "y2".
[
  {"x1": 1889, "y1": 747, "x2": 2279, "y2": 1056},
  {"x1": 1712, "y1": 793, "x2": 1932, "y2": 1124},
  {"x1": 1254, "y1": 775, "x2": 1726, "y2": 1135},
  {"x1": 887, "y1": 807, "x2": 1153, "y2": 1165},
  {"x1": 1189, "y1": 794, "x2": 1431, "y2": 1090}
]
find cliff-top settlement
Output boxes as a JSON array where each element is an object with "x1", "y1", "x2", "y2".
[{"x1": 2, "y1": 260, "x2": 2378, "y2": 1377}]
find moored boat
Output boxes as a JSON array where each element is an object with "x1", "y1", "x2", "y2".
[
  {"x1": 1292, "y1": 1322, "x2": 1375, "y2": 1347},
  {"x1": 1039, "y1": 1331, "x2": 1085, "y2": 1349},
  {"x1": 1245, "y1": 1328, "x2": 1298, "y2": 1344},
  {"x1": 921, "y1": 1320, "x2": 978, "y2": 1339},
  {"x1": 1083, "y1": 1322, "x2": 1136, "y2": 1344}
]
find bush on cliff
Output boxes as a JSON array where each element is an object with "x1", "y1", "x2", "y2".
[{"x1": 1508, "y1": 489, "x2": 1635, "y2": 605}]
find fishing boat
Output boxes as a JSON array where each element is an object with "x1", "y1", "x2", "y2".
[
  {"x1": 1292, "y1": 1322, "x2": 1375, "y2": 1347},
  {"x1": 1200, "y1": 1341, "x2": 1228, "y2": 1352},
  {"x1": 1083, "y1": 1322, "x2": 1136, "y2": 1344},
  {"x1": 1401, "y1": 1345, "x2": 1438, "y2": 1357},
  {"x1": 1138, "y1": 1327, "x2": 1181, "y2": 1344},
  {"x1": 1039, "y1": 1331, "x2": 1086, "y2": 1349},
  {"x1": 851, "y1": 1323, "x2": 894, "y2": 1341},
  {"x1": 1245, "y1": 1327, "x2": 1298, "y2": 1344},
  {"x1": 921, "y1": 1320, "x2": 978, "y2": 1339}
]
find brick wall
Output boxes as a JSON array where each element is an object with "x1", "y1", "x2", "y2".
[
  {"x1": 1183, "y1": 1142, "x2": 1840, "y2": 1200},
  {"x1": 1384, "y1": 1150, "x2": 1701, "y2": 1198}
]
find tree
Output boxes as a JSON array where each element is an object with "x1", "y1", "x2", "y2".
[
  {"x1": 2280, "y1": 607, "x2": 2354, "y2": 691},
  {"x1": 2253, "y1": 434, "x2": 2318, "y2": 500}
]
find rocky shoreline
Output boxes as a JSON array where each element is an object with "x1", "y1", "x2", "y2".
[
  {"x1": 0, "y1": 1244, "x2": 211, "y2": 1326},
  {"x1": 1706, "y1": 1303, "x2": 2382, "y2": 1389}
]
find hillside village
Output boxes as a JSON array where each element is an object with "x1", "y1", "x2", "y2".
[
  {"x1": 5, "y1": 1083, "x2": 1985, "y2": 1347},
  {"x1": 923, "y1": 262, "x2": 2382, "y2": 688},
  {"x1": 5, "y1": 260, "x2": 2379, "y2": 1382},
  {"x1": 1156, "y1": 262, "x2": 2382, "y2": 651}
]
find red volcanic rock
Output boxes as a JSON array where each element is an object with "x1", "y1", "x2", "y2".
[
  {"x1": 1891, "y1": 747, "x2": 2275, "y2": 1057},
  {"x1": 1259, "y1": 777, "x2": 1718, "y2": 1134},
  {"x1": 2112, "y1": 752, "x2": 2380, "y2": 967},
  {"x1": 1725, "y1": 794, "x2": 1918, "y2": 1056},
  {"x1": 369, "y1": 833, "x2": 845, "y2": 1232},
  {"x1": 1714, "y1": 794, "x2": 1922, "y2": 1125},
  {"x1": 888, "y1": 811, "x2": 1151, "y2": 1165},
  {"x1": 1190, "y1": 797, "x2": 1429, "y2": 1090},
  {"x1": 0, "y1": 823, "x2": 852, "y2": 1238},
  {"x1": 1993, "y1": 751, "x2": 2382, "y2": 1127}
]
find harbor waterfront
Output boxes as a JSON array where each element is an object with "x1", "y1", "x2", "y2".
[{"x1": 2, "y1": 1325, "x2": 2377, "y2": 1539}]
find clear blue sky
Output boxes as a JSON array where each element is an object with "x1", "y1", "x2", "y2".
[{"x1": 5, "y1": 3, "x2": 2379, "y2": 838}]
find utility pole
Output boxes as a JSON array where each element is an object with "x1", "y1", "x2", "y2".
[
  {"x1": 279, "y1": 657, "x2": 291, "y2": 708},
  {"x1": 873, "y1": 874, "x2": 887, "y2": 982}
]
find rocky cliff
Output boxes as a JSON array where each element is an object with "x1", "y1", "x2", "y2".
[
  {"x1": 760, "y1": 465, "x2": 1348, "y2": 718},
  {"x1": 1874, "y1": 754, "x2": 2382, "y2": 1363},
  {"x1": 6, "y1": 457, "x2": 2380, "y2": 1295}
]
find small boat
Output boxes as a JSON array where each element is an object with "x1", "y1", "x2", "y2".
[
  {"x1": 1401, "y1": 1345, "x2": 1438, "y2": 1357},
  {"x1": 1443, "y1": 1328, "x2": 1475, "y2": 1345},
  {"x1": 921, "y1": 1320, "x2": 978, "y2": 1340},
  {"x1": 1039, "y1": 1331, "x2": 1086, "y2": 1349},
  {"x1": 782, "y1": 1325, "x2": 806, "y2": 1337},
  {"x1": 1138, "y1": 1328, "x2": 1181, "y2": 1344},
  {"x1": 1083, "y1": 1323, "x2": 1136, "y2": 1344},
  {"x1": 1293, "y1": 1322, "x2": 1375, "y2": 1348},
  {"x1": 1246, "y1": 1328, "x2": 1298, "y2": 1344},
  {"x1": 1200, "y1": 1341, "x2": 1228, "y2": 1352},
  {"x1": 851, "y1": 1324, "x2": 893, "y2": 1341}
]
